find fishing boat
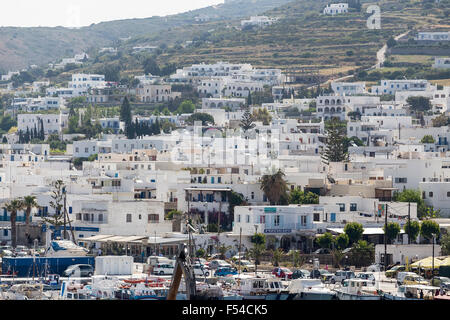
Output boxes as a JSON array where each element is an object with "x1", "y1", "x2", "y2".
[
  {"x1": 383, "y1": 284, "x2": 441, "y2": 300},
  {"x1": 288, "y1": 279, "x2": 337, "y2": 300},
  {"x1": 334, "y1": 279, "x2": 381, "y2": 300}
]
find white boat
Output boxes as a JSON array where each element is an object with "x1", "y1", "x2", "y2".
[
  {"x1": 288, "y1": 279, "x2": 337, "y2": 300},
  {"x1": 59, "y1": 280, "x2": 95, "y2": 300},
  {"x1": 2, "y1": 283, "x2": 46, "y2": 300},
  {"x1": 45, "y1": 240, "x2": 89, "y2": 257},
  {"x1": 334, "y1": 279, "x2": 381, "y2": 300},
  {"x1": 383, "y1": 284, "x2": 441, "y2": 300},
  {"x1": 230, "y1": 275, "x2": 289, "y2": 300}
]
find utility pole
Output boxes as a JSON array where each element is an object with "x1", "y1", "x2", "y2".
[
  {"x1": 238, "y1": 227, "x2": 242, "y2": 276},
  {"x1": 384, "y1": 204, "x2": 388, "y2": 270},
  {"x1": 63, "y1": 187, "x2": 67, "y2": 240},
  {"x1": 407, "y1": 202, "x2": 411, "y2": 245}
]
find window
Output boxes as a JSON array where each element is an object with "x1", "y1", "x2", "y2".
[
  {"x1": 126, "y1": 214, "x2": 132, "y2": 223},
  {"x1": 313, "y1": 213, "x2": 320, "y2": 222},
  {"x1": 260, "y1": 215, "x2": 266, "y2": 224},
  {"x1": 338, "y1": 204, "x2": 346, "y2": 212},
  {"x1": 301, "y1": 216, "x2": 307, "y2": 226},
  {"x1": 429, "y1": 192, "x2": 433, "y2": 198},
  {"x1": 148, "y1": 214, "x2": 159, "y2": 223},
  {"x1": 395, "y1": 178, "x2": 407, "y2": 183},
  {"x1": 350, "y1": 203, "x2": 357, "y2": 212},
  {"x1": 98, "y1": 214, "x2": 103, "y2": 222},
  {"x1": 237, "y1": 215, "x2": 241, "y2": 223},
  {"x1": 274, "y1": 215, "x2": 280, "y2": 226},
  {"x1": 251, "y1": 192, "x2": 255, "y2": 200},
  {"x1": 447, "y1": 192, "x2": 450, "y2": 197},
  {"x1": 246, "y1": 215, "x2": 250, "y2": 223}
]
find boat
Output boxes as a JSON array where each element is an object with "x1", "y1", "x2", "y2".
[
  {"x1": 383, "y1": 284, "x2": 441, "y2": 300},
  {"x1": 288, "y1": 279, "x2": 338, "y2": 300},
  {"x1": 115, "y1": 282, "x2": 169, "y2": 300},
  {"x1": 59, "y1": 280, "x2": 95, "y2": 300},
  {"x1": 230, "y1": 275, "x2": 290, "y2": 300},
  {"x1": 2, "y1": 283, "x2": 46, "y2": 300},
  {"x1": 334, "y1": 279, "x2": 381, "y2": 300}
]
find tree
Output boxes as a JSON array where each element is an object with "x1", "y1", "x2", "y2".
[
  {"x1": 332, "y1": 249, "x2": 345, "y2": 268},
  {"x1": 247, "y1": 92, "x2": 253, "y2": 106},
  {"x1": 186, "y1": 113, "x2": 215, "y2": 126},
  {"x1": 344, "y1": 222, "x2": 364, "y2": 245},
  {"x1": 165, "y1": 210, "x2": 182, "y2": 221},
  {"x1": 420, "y1": 220, "x2": 440, "y2": 243},
  {"x1": 260, "y1": 169, "x2": 289, "y2": 205},
  {"x1": 252, "y1": 108, "x2": 272, "y2": 125},
  {"x1": 393, "y1": 189, "x2": 430, "y2": 219},
  {"x1": 420, "y1": 135, "x2": 435, "y2": 144},
  {"x1": 240, "y1": 106, "x2": 256, "y2": 133},
  {"x1": 196, "y1": 248, "x2": 206, "y2": 258},
  {"x1": 176, "y1": 100, "x2": 195, "y2": 114},
  {"x1": 120, "y1": 97, "x2": 132, "y2": 124},
  {"x1": 441, "y1": 234, "x2": 450, "y2": 256},
  {"x1": 335, "y1": 233, "x2": 349, "y2": 250},
  {"x1": 217, "y1": 244, "x2": 232, "y2": 260},
  {"x1": 316, "y1": 232, "x2": 334, "y2": 249},
  {"x1": 249, "y1": 243, "x2": 265, "y2": 275},
  {"x1": 270, "y1": 248, "x2": 285, "y2": 267},
  {"x1": 288, "y1": 250, "x2": 304, "y2": 268},
  {"x1": 251, "y1": 233, "x2": 266, "y2": 246},
  {"x1": 42, "y1": 180, "x2": 68, "y2": 240},
  {"x1": 349, "y1": 240, "x2": 375, "y2": 267},
  {"x1": 5, "y1": 199, "x2": 25, "y2": 248},
  {"x1": 321, "y1": 118, "x2": 348, "y2": 164},
  {"x1": 404, "y1": 220, "x2": 421, "y2": 244},
  {"x1": 431, "y1": 114, "x2": 450, "y2": 127},
  {"x1": 383, "y1": 222, "x2": 401, "y2": 244},
  {"x1": 407, "y1": 96, "x2": 431, "y2": 113},
  {"x1": 386, "y1": 37, "x2": 397, "y2": 48},
  {"x1": 289, "y1": 189, "x2": 319, "y2": 205},
  {"x1": 143, "y1": 57, "x2": 161, "y2": 76},
  {"x1": 23, "y1": 196, "x2": 38, "y2": 237}
]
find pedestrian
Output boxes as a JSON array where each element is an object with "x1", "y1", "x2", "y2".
[
  {"x1": 325, "y1": 264, "x2": 328, "y2": 271},
  {"x1": 419, "y1": 290, "x2": 424, "y2": 299}
]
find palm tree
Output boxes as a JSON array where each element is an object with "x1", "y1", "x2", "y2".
[
  {"x1": 260, "y1": 169, "x2": 289, "y2": 205},
  {"x1": 23, "y1": 196, "x2": 38, "y2": 237},
  {"x1": 270, "y1": 248, "x2": 285, "y2": 267},
  {"x1": 5, "y1": 198, "x2": 25, "y2": 249},
  {"x1": 248, "y1": 243, "x2": 265, "y2": 275}
]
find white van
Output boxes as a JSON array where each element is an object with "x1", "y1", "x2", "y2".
[
  {"x1": 397, "y1": 272, "x2": 417, "y2": 285},
  {"x1": 153, "y1": 263, "x2": 175, "y2": 275}
]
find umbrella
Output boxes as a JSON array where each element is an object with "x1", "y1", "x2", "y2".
[{"x1": 411, "y1": 256, "x2": 447, "y2": 269}]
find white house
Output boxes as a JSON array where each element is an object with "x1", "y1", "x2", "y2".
[
  {"x1": 17, "y1": 113, "x2": 69, "y2": 135},
  {"x1": 323, "y1": 3, "x2": 348, "y2": 15},
  {"x1": 241, "y1": 16, "x2": 278, "y2": 28},
  {"x1": 433, "y1": 57, "x2": 450, "y2": 69},
  {"x1": 331, "y1": 82, "x2": 366, "y2": 95},
  {"x1": 69, "y1": 74, "x2": 106, "y2": 90}
]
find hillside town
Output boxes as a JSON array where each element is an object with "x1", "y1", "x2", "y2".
[{"x1": 0, "y1": 0, "x2": 449, "y2": 302}]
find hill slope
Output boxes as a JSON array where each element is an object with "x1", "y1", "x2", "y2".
[{"x1": 0, "y1": 0, "x2": 293, "y2": 71}]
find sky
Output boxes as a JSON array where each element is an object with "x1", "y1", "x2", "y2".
[{"x1": 1, "y1": 0, "x2": 225, "y2": 28}]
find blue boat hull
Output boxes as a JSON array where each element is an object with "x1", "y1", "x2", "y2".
[{"x1": 1, "y1": 257, "x2": 95, "y2": 277}]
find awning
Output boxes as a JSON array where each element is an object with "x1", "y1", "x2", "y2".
[
  {"x1": 411, "y1": 256, "x2": 450, "y2": 269},
  {"x1": 327, "y1": 227, "x2": 405, "y2": 235},
  {"x1": 82, "y1": 234, "x2": 115, "y2": 242}
]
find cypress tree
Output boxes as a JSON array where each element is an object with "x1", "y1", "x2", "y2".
[
  {"x1": 240, "y1": 106, "x2": 256, "y2": 133},
  {"x1": 321, "y1": 118, "x2": 349, "y2": 164},
  {"x1": 247, "y1": 92, "x2": 253, "y2": 106},
  {"x1": 25, "y1": 127, "x2": 30, "y2": 143}
]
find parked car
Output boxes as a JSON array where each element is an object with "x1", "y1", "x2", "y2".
[
  {"x1": 314, "y1": 248, "x2": 331, "y2": 254},
  {"x1": 215, "y1": 267, "x2": 238, "y2": 277},
  {"x1": 385, "y1": 265, "x2": 406, "y2": 278},
  {"x1": 355, "y1": 272, "x2": 376, "y2": 285},
  {"x1": 310, "y1": 269, "x2": 332, "y2": 280},
  {"x1": 292, "y1": 269, "x2": 310, "y2": 280},
  {"x1": 272, "y1": 267, "x2": 293, "y2": 279},
  {"x1": 402, "y1": 274, "x2": 429, "y2": 286},
  {"x1": 208, "y1": 260, "x2": 232, "y2": 270},
  {"x1": 193, "y1": 264, "x2": 210, "y2": 277},
  {"x1": 63, "y1": 264, "x2": 94, "y2": 277},
  {"x1": 366, "y1": 263, "x2": 384, "y2": 272},
  {"x1": 330, "y1": 270, "x2": 355, "y2": 284},
  {"x1": 231, "y1": 252, "x2": 247, "y2": 261},
  {"x1": 397, "y1": 272, "x2": 418, "y2": 285},
  {"x1": 232, "y1": 260, "x2": 256, "y2": 272},
  {"x1": 431, "y1": 276, "x2": 450, "y2": 290}
]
